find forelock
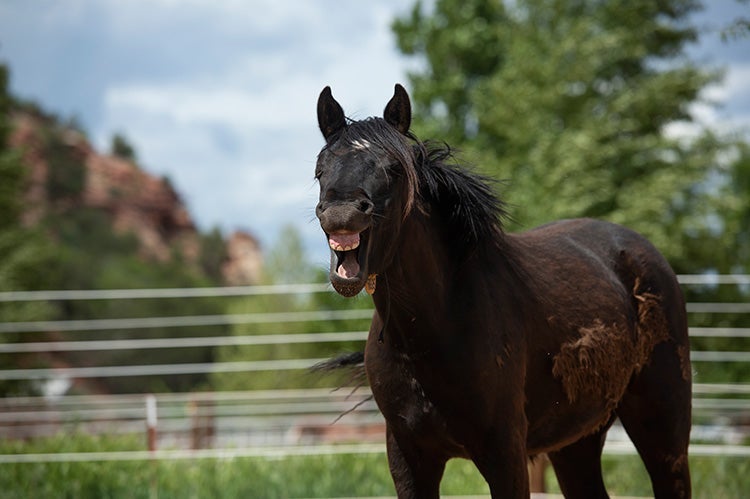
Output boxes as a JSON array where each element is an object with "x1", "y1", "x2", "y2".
[{"x1": 333, "y1": 118, "x2": 420, "y2": 218}]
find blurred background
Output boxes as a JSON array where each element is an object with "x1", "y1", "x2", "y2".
[{"x1": 0, "y1": 0, "x2": 749, "y2": 497}]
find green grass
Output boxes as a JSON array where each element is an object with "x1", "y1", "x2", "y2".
[{"x1": 0, "y1": 434, "x2": 748, "y2": 498}]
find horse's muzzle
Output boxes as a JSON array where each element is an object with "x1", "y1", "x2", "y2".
[{"x1": 317, "y1": 202, "x2": 373, "y2": 297}]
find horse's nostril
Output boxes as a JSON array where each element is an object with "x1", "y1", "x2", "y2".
[{"x1": 359, "y1": 200, "x2": 373, "y2": 213}]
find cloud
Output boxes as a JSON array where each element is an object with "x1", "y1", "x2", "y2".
[
  {"x1": 10, "y1": 0, "x2": 745, "y2": 265},
  {"x1": 88, "y1": 1, "x2": 410, "y2": 260},
  {"x1": 665, "y1": 62, "x2": 750, "y2": 140}
]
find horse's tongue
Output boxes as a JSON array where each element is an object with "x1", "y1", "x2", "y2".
[
  {"x1": 337, "y1": 251, "x2": 360, "y2": 278},
  {"x1": 329, "y1": 233, "x2": 360, "y2": 251}
]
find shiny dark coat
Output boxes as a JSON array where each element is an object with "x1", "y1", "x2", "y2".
[{"x1": 314, "y1": 84, "x2": 692, "y2": 498}]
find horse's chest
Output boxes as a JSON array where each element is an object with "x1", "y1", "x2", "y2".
[{"x1": 367, "y1": 353, "x2": 467, "y2": 455}]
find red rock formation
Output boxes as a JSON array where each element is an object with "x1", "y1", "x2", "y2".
[
  {"x1": 83, "y1": 148, "x2": 199, "y2": 262},
  {"x1": 10, "y1": 112, "x2": 49, "y2": 227},
  {"x1": 221, "y1": 231, "x2": 263, "y2": 285},
  {"x1": 9, "y1": 111, "x2": 262, "y2": 283}
]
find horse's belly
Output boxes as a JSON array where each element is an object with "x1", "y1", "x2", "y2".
[
  {"x1": 526, "y1": 400, "x2": 617, "y2": 454},
  {"x1": 524, "y1": 338, "x2": 637, "y2": 454}
]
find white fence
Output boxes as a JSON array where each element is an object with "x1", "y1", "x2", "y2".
[{"x1": 0, "y1": 275, "x2": 748, "y2": 463}]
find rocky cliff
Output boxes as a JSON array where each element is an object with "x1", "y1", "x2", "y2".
[{"x1": 9, "y1": 110, "x2": 262, "y2": 285}]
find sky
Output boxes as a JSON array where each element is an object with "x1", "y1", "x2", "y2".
[{"x1": 1, "y1": 1, "x2": 748, "y2": 267}]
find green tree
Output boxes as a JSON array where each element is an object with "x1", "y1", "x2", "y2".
[
  {"x1": 392, "y1": 0, "x2": 750, "y2": 389},
  {"x1": 262, "y1": 224, "x2": 318, "y2": 285},
  {"x1": 37, "y1": 206, "x2": 231, "y2": 394},
  {"x1": 110, "y1": 132, "x2": 137, "y2": 161},
  {"x1": 212, "y1": 226, "x2": 370, "y2": 391},
  {"x1": 393, "y1": 0, "x2": 738, "y2": 268},
  {"x1": 0, "y1": 65, "x2": 56, "y2": 395},
  {"x1": 199, "y1": 226, "x2": 229, "y2": 283},
  {"x1": 0, "y1": 65, "x2": 235, "y2": 395}
]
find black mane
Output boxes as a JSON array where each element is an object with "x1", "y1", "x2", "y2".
[
  {"x1": 415, "y1": 141, "x2": 509, "y2": 246},
  {"x1": 331, "y1": 118, "x2": 508, "y2": 249}
]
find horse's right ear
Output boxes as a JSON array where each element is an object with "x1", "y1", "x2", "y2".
[{"x1": 317, "y1": 86, "x2": 346, "y2": 142}]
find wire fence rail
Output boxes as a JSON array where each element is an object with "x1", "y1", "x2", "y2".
[
  {"x1": 0, "y1": 275, "x2": 748, "y2": 462},
  {"x1": 0, "y1": 274, "x2": 747, "y2": 303},
  {"x1": 0, "y1": 442, "x2": 748, "y2": 465}
]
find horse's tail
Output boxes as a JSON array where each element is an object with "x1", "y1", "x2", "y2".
[
  {"x1": 311, "y1": 351, "x2": 367, "y2": 385},
  {"x1": 312, "y1": 351, "x2": 364, "y2": 371},
  {"x1": 311, "y1": 352, "x2": 370, "y2": 420}
]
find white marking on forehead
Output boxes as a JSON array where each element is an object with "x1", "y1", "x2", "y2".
[{"x1": 350, "y1": 139, "x2": 372, "y2": 151}]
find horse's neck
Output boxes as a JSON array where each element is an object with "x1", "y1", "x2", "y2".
[
  {"x1": 374, "y1": 213, "x2": 467, "y2": 341},
  {"x1": 373, "y1": 209, "x2": 524, "y2": 347}
]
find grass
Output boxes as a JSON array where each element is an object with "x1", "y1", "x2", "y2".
[{"x1": 0, "y1": 433, "x2": 748, "y2": 498}]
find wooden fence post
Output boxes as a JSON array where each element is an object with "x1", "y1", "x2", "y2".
[
  {"x1": 189, "y1": 396, "x2": 215, "y2": 449},
  {"x1": 146, "y1": 394, "x2": 157, "y2": 452}
]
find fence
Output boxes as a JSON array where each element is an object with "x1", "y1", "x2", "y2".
[{"x1": 0, "y1": 275, "x2": 748, "y2": 463}]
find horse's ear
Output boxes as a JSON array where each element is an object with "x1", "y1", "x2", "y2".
[
  {"x1": 317, "y1": 86, "x2": 346, "y2": 142},
  {"x1": 383, "y1": 83, "x2": 411, "y2": 135}
]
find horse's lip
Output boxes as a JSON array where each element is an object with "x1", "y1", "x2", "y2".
[{"x1": 329, "y1": 272, "x2": 367, "y2": 297}]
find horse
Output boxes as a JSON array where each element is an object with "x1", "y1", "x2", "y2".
[{"x1": 313, "y1": 84, "x2": 692, "y2": 498}]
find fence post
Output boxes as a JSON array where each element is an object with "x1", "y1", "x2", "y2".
[
  {"x1": 189, "y1": 396, "x2": 215, "y2": 449},
  {"x1": 146, "y1": 394, "x2": 157, "y2": 452}
]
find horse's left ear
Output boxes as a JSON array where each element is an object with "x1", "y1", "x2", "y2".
[{"x1": 383, "y1": 84, "x2": 411, "y2": 135}]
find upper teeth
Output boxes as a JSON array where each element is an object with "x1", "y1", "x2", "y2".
[
  {"x1": 328, "y1": 232, "x2": 361, "y2": 252},
  {"x1": 329, "y1": 240, "x2": 359, "y2": 251}
]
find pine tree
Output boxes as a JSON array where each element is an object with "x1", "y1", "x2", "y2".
[
  {"x1": 392, "y1": 0, "x2": 743, "y2": 270},
  {"x1": 0, "y1": 65, "x2": 56, "y2": 395}
]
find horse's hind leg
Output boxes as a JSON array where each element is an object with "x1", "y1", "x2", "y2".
[
  {"x1": 547, "y1": 420, "x2": 613, "y2": 499},
  {"x1": 617, "y1": 341, "x2": 692, "y2": 498}
]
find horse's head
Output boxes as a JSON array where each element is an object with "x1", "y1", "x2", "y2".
[{"x1": 315, "y1": 84, "x2": 417, "y2": 297}]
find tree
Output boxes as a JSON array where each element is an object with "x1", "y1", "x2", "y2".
[
  {"x1": 392, "y1": 0, "x2": 750, "y2": 394},
  {"x1": 0, "y1": 64, "x2": 237, "y2": 395},
  {"x1": 211, "y1": 225, "x2": 370, "y2": 391},
  {"x1": 392, "y1": 0, "x2": 743, "y2": 272},
  {"x1": 0, "y1": 65, "x2": 57, "y2": 395},
  {"x1": 110, "y1": 132, "x2": 137, "y2": 161}
]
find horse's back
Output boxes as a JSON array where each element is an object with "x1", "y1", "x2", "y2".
[
  {"x1": 513, "y1": 217, "x2": 688, "y2": 351},
  {"x1": 515, "y1": 218, "x2": 682, "y2": 310}
]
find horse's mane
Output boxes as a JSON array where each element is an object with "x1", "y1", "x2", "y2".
[
  {"x1": 414, "y1": 141, "x2": 509, "y2": 246},
  {"x1": 338, "y1": 117, "x2": 508, "y2": 250}
]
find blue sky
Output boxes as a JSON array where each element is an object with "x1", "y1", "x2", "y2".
[{"x1": 1, "y1": 1, "x2": 748, "y2": 267}]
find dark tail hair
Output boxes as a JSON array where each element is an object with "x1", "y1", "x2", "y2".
[
  {"x1": 311, "y1": 352, "x2": 370, "y2": 422},
  {"x1": 311, "y1": 351, "x2": 364, "y2": 372}
]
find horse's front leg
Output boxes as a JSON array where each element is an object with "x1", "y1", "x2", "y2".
[
  {"x1": 385, "y1": 425, "x2": 447, "y2": 499},
  {"x1": 471, "y1": 425, "x2": 530, "y2": 498}
]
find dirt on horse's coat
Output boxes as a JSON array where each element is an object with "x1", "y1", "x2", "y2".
[
  {"x1": 552, "y1": 275, "x2": 671, "y2": 408},
  {"x1": 313, "y1": 84, "x2": 692, "y2": 499}
]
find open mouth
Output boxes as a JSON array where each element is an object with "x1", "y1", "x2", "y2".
[{"x1": 327, "y1": 229, "x2": 369, "y2": 297}]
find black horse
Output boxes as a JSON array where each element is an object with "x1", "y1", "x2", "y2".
[{"x1": 314, "y1": 84, "x2": 692, "y2": 498}]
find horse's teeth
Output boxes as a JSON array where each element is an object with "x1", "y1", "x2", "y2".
[{"x1": 328, "y1": 240, "x2": 360, "y2": 251}]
